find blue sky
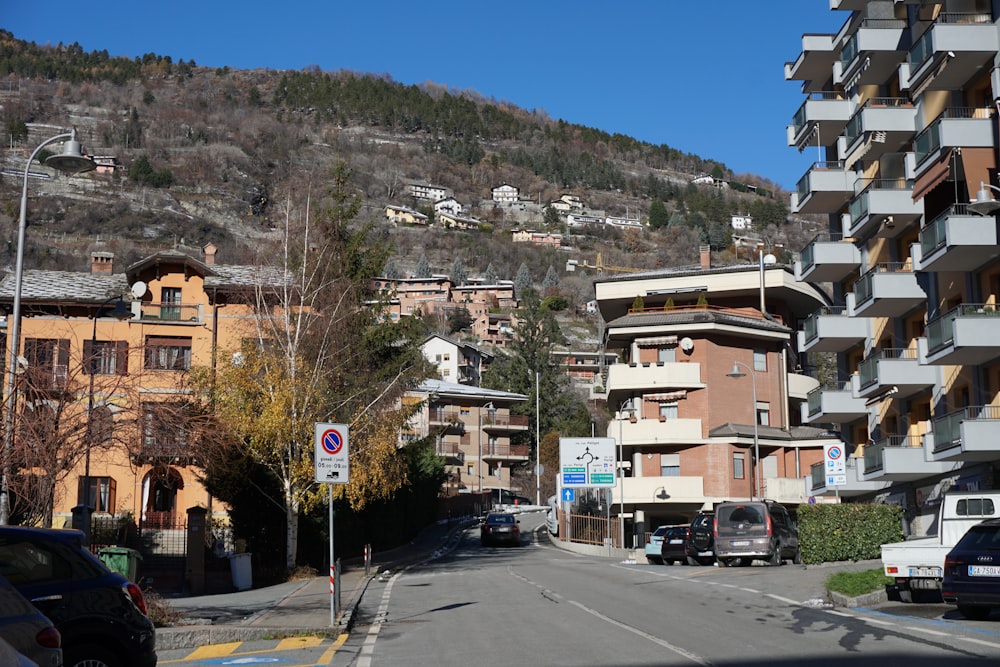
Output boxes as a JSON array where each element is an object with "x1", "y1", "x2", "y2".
[{"x1": 5, "y1": 2, "x2": 845, "y2": 192}]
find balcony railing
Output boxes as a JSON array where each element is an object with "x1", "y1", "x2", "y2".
[
  {"x1": 840, "y1": 19, "x2": 907, "y2": 66},
  {"x1": 806, "y1": 380, "x2": 853, "y2": 417},
  {"x1": 482, "y1": 444, "x2": 529, "y2": 459},
  {"x1": 482, "y1": 414, "x2": 530, "y2": 429},
  {"x1": 919, "y1": 204, "x2": 972, "y2": 256},
  {"x1": 799, "y1": 231, "x2": 845, "y2": 271},
  {"x1": 914, "y1": 108, "x2": 991, "y2": 166},
  {"x1": 909, "y1": 13, "x2": 993, "y2": 69},
  {"x1": 791, "y1": 91, "x2": 848, "y2": 134},
  {"x1": 926, "y1": 303, "x2": 1000, "y2": 354},
  {"x1": 864, "y1": 434, "x2": 922, "y2": 473},
  {"x1": 843, "y1": 98, "x2": 911, "y2": 146},
  {"x1": 858, "y1": 347, "x2": 918, "y2": 389},
  {"x1": 795, "y1": 162, "x2": 848, "y2": 202},
  {"x1": 932, "y1": 405, "x2": 1000, "y2": 453},
  {"x1": 802, "y1": 306, "x2": 849, "y2": 343},
  {"x1": 852, "y1": 262, "x2": 910, "y2": 306},
  {"x1": 139, "y1": 302, "x2": 202, "y2": 323}
]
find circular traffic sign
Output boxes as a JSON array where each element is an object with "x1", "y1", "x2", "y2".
[
  {"x1": 321, "y1": 429, "x2": 344, "y2": 455},
  {"x1": 827, "y1": 445, "x2": 843, "y2": 460}
]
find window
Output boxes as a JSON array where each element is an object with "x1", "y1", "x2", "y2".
[
  {"x1": 23, "y1": 338, "x2": 70, "y2": 390},
  {"x1": 659, "y1": 403, "x2": 678, "y2": 420},
  {"x1": 161, "y1": 287, "x2": 182, "y2": 320},
  {"x1": 660, "y1": 454, "x2": 680, "y2": 477},
  {"x1": 753, "y1": 348, "x2": 767, "y2": 372},
  {"x1": 142, "y1": 402, "x2": 188, "y2": 456},
  {"x1": 756, "y1": 401, "x2": 770, "y2": 427},
  {"x1": 83, "y1": 340, "x2": 128, "y2": 375},
  {"x1": 658, "y1": 347, "x2": 676, "y2": 363},
  {"x1": 733, "y1": 452, "x2": 745, "y2": 479},
  {"x1": 77, "y1": 476, "x2": 116, "y2": 513},
  {"x1": 957, "y1": 498, "x2": 996, "y2": 517},
  {"x1": 145, "y1": 336, "x2": 192, "y2": 370}
]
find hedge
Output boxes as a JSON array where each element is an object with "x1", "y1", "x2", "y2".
[{"x1": 796, "y1": 503, "x2": 904, "y2": 564}]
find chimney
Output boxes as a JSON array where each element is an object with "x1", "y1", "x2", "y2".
[
  {"x1": 91, "y1": 251, "x2": 114, "y2": 275},
  {"x1": 203, "y1": 243, "x2": 217, "y2": 265},
  {"x1": 699, "y1": 244, "x2": 711, "y2": 269}
]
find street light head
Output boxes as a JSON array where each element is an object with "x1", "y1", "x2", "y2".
[
  {"x1": 969, "y1": 182, "x2": 1000, "y2": 216},
  {"x1": 106, "y1": 298, "x2": 133, "y2": 321},
  {"x1": 726, "y1": 363, "x2": 747, "y2": 379},
  {"x1": 42, "y1": 135, "x2": 96, "y2": 174}
]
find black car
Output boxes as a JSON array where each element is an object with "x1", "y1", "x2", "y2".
[
  {"x1": 659, "y1": 525, "x2": 689, "y2": 565},
  {"x1": 685, "y1": 510, "x2": 716, "y2": 566},
  {"x1": 0, "y1": 526, "x2": 157, "y2": 667},
  {"x1": 480, "y1": 512, "x2": 521, "y2": 547},
  {"x1": 942, "y1": 517, "x2": 1000, "y2": 620}
]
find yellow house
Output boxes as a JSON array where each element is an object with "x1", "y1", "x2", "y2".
[{"x1": 0, "y1": 245, "x2": 274, "y2": 530}]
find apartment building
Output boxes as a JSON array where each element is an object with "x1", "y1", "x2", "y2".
[
  {"x1": 594, "y1": 254, "x2": 837, "y2": 543},
  {"x1": 0, "y1": 247, "x2": 272, "y2": 529},
  {"x1": 422, "y1": 333, "x2": 492, "y2": 385},
  {"x1": 787, "y1": 0, "x2": 1000, "y2": 537},
  {"x1": 402, "y1": 380, "x2": 529, "y2": 497}
]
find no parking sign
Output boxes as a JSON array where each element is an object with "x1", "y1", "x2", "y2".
[
  {"x1": 315, "y1": 422, "x2": 350, "y2": 484},
  {"x1": 824, "y1": 443, "x2": 846, "y2": 486}
]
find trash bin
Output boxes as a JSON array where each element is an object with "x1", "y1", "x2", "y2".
[
  {"x1": 228, "y1": 552, "x2": 253, "y2": 591},
  {"x1": 98, "y1": 547, "x2": 142, "y2": 582}
]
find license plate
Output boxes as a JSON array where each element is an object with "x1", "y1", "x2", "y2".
[
  {"x1": 908, "y1": 567, "x2": 941, "y2": 577},
  {"x1": 969, "y1": 565, "x2": 1000, "y2": 577},
  {"x1": 731, "y1": 540, "x2": 751, "y2": 547},
  {"x1": 669, "y1": 539, "x2": 683, "y2": 544},
  {"x1": 697, "y1": 551, "x2": 714, "y2": 557}
]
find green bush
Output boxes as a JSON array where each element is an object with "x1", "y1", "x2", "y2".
[
  {"x1": 797, "y1": 503, "x2": 903, "y2": 564},
  {"x1": 825, "y1": 568, "x2": 894, "y2": 597}
]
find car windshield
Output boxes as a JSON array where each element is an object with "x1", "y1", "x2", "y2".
[
  {"x1": 652, "y1": 526, "x2": 668, "y2": 537},
  {"x1": 719, "y1": 505, "x2": 764, "y2": 525},
  {"x1": 956, "y1": 524, "x2": 1000, "y2": 549},
  {"x1": 692, "y1": 515, "x2": 713, "y2": 528},
  {"x1": 487, "y1": 514, "x2": 515, "y2": 524}
]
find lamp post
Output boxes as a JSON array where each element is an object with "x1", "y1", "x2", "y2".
[
  {"x1": 1, "y1": 129, "x2": 95, "y2": 526},
  {"x1": 617, "y1": 399, "x2": 634, "y2": 549},
  {"x1": 478, "y1": 401, "x2": 494, "y2": 497},
  {"x1": 968, "y1": 181, "x2": 1000, "y2": 215},
  {"x1": 727, "y1": 361, "x2": 760, "y2": 500},
  {"x1": 83, "y1": 296, "x2": 132, "y2": 544}
]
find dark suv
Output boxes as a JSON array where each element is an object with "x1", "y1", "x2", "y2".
[
  {"x1": 0, "y1": 526, "x2": 157, "y2": 667},
  {"x1": 684, "y1": 510, "x2": 716, "y2": 565},
  {"x1": 714, "y1": 500, "x2": 800, "y2": 567}
]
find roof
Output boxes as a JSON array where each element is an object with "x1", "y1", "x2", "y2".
[
  {"x1": 416, "y1": 379, "x2": 528, "y2": 403},
  {"x1": 709, "y1": 422, "x2": 841, "y2": 444},
  {"x1": 605, "y1": 308, "x2": 792, "y2": 335}
]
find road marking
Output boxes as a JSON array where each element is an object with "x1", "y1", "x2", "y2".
[
  {"x1": 908, "y1": 627, "x2": 949, "y2": 637},
  {"x1": 864, "y1": 618, "x2": 897, "y2": 627},
  {"x1": 959, "y1": 636, "x2": 1000, "y2": 649},
  {"x1": 275, "y1": 636, "x2": 324, "y2": 650},
  {"x1": 357, "y1": 573, "x2": 400, "y2": 667},
  {"x1": 766, "y1": 594, "x2": 799, "y2": 605},
  {"x1": 315, "y1": 633, "x2": 349, "y2": 664},
  {"x1": 184, "y1": 642, "x2": 241, "y2": 659}
]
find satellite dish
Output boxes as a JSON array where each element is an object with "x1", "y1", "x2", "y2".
[
  {"x1": 130, "y1": 281, "x2": 147, "y2": 298},
  {"x1": 680, "y1": 337, "x2": 694, "y2": 352},
  {"x1": 763, "y1": 253, "x2": 777, "y2": 265}
]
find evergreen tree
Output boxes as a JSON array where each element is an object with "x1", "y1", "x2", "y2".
[
  {"x1": 450, "y1": 257, "x2": 468, "y2": 286},
  {"x1": 484, "y1": 263, "x2": 499, "y2": 285},
  {"x1": 514, "y1": 263, "x2": 532, "y2": 297},
  {"x1": 383, "y1": 258, "x2": 400, "y2": 280},
  {"x1": 414, "y1": 253, "x2": 431, "y2": 278},
  {"x1": 648, "y1": 199, "x2": 668, "y2": 229},
  {"x1": 542, "y1": 265, "x2": 560, "y2": 292}
]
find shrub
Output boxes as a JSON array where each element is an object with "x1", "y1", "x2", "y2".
[{"x1": 797, "y1": 503, "x2": 904, "y2": 564}]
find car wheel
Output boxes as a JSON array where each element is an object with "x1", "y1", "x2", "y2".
[
  {"x1": 647, "y1": 556, "x2": 662, "y2": 565},
  {"x1": 64, "y1": 643, "x2": 122, "y2": 667},
  {"x1": 768, "y1": 548, "x2": 782, "y2": 566},
  {"x1": 958, "y1": 605, "x2": 991, "y2": 621},
  {"x1": 686, "y1": 556, "x2": 700, "y2": 566},
  {"x1": 718, "y1": 558, "x2": 734, "y2": 567},
  {"x1": 792, "y1": 548, "x2": 803, "y2": 565}
]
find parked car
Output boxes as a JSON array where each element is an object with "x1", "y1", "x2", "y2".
[
  {"x1": 480, "y1": 513, "x2": 521, "y2": 547},
  {"x1": 714, "y1": 500, "x2": 800, "y2": 567},
  {"x1": 942, "y1": 517, "x2": 1000, "y2": 620},
  {"x1": 0, "y1": 635, "x2": 40, "y2": 667},
  {"x1": 659, "y1": 525, "x2": 690, "y2": 566},
  {"x1": 0, "y1": 575, "x2": 61, "y2": 667},
  {"x1": 685, "y1": 510, "x2": 716, "y2": 566},
  {"x1": 644, "y1": 525, "x2": 669, "y2": 564},
  {"x1": 0, "y1": 526, "x2": 157, "y2": 667}
]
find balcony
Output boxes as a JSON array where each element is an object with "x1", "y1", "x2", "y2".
[
  {"x1": 906, "y1": 13, "x2": 998, "y2": 95},
  {"x1": 839, "y1": 98, "x2": 916, "y2": 167},
  {"x1": 616, "y1": 417, "x2": 703, "y2": 446},
  {"x1": 862, "y1": 434, "x2": 960, "y2": 481},
  {"x1": 428, "y1": 407, "x2": 465, "y2": 434},
  {"x1": 849, "y1": 263, "x2": 926, "y2": 318},
  {"x1": 844, "y1": 179, "x2": 922, "y2": 239},
  {"x1": 836, "y1": 19, "x2": 907, "y2": 90},
  {"x1": 798, "y1": 306, "x2": 869, "y2": 354},
  {"x1": 132, "y1": 440, "x2": 196, "y2": 466},
  {"x1": 802, "y1": 380, "x2": 867, "y2": 424},
  {"x1": 913, "y1": 205, "x2": 1000, "y2": 273},
  {"x1": 856, "y1": 347, "x2": 937, "y2": 401},
  {"x1": 482, "y1": 413, "x2": 530, "y2": 432},
  {"x1": 435, "y1": 441, "x2": 465, "y2": 465},
  {"x1": 784, "y1": 34, "x2": 838, "y2": 88},
  {"x1": 605, "y1": 361, "x2": 703, "y2": 398},
  {"x1": 795, "y1": 232, "x2": 861, "y2": 283},
  {"x1": 927, "y1": 405, "x2": 1000, "y2": 462},
  {"x1": 786, "y1": 371, "x2": 820, "y2": 402},
  {"x1": 923, "y1": 303, "x2": 1000, "y2": 366},
  {"x1": 612, "y1": 475, "x2": 705, "y2": 506},
  {"x1": 913, "y1": 108, "x2": 994, "y2": 176},
  {"x1": 481, "y1": 443, "x2": 530, "y2": 463},
  {"x1": 138, "y1": 302, "x2": 204, "y2": 324},
  {"x1": 809, "y1": 457, "x2": 889, "y2": 497},
  {"x1": 791, "y1": 162, "x2": 855, "y2": 215},
  {"x1": 787, "y1": 92, "x2": 853, "y2": 150}
]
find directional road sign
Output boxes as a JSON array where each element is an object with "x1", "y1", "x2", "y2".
[{"x1": 558, "y1": 437, "x2": 616, "y2": 488}]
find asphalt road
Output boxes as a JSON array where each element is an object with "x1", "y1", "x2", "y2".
[{"x1": 337, "y1": 512, "x2": 1000, "y2": 667}]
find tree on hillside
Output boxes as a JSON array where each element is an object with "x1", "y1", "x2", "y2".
[
  {"x1": 414, "y1": 253, "x2": 431, "y2": 279},
  {"x1": 382, "y1": 258, "x2": 400, "y2": 280},
  {"x1": 514, "y1": 263, "x2": 532, "y2": 297},
  {"x1": 542, "y1": 265, "x2": 560, "y2": 294},
  {"x1": 191, "y1": 165, "x2": 433, "y2": 570},
  {"x1": 484, "y1": 263, "x2": 499, "y2": 285},
  {"x1": 450, "y1": 257, "x2": 468, "y2": 286},
  {"x1": 648, "y1": 199, "x2": 668, "y2": 229}
]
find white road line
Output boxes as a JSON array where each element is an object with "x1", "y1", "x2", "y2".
[
  {"x1": 739, "y1": 587, "x2": 761, "y2": 594},
  {"x1": 766, "y1": 594, "x2": 799, "y2": 605},
  {"x1": 356, "y1": 572, "x2": 401, "y2": 667},
  {"x1": 863, "y1": 618, "x2": 897, "y2": 627},
  {"x1": 907, "y1": 627, "x2": 949, "y2": 637},
  {"x1": 959, "y1": 636, "x2": 1000, "y2": 649}
]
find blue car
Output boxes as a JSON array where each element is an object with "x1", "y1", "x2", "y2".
[
  {"x1": 943, "y1": 517, "x2": 1000, "y2": 620},
  {"x1": 645, "y1": 526, "x2": 669, "y2": 564}
]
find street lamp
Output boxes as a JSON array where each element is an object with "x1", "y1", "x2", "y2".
[
  {"x1": 968, "y1": 181, "x2": 1000, "y2": 216},
  {"x1": 617, "y1": 399, "x2": 634, "y2": 549},
  {"x1": 1, "y1": 129, "x2": 95, "y2": 526},
  {"x1": 727, "y1": 361, "x2": 760, "y2": 501},
  {"x1": 82, "y1": 296, "x2": 132, "y2": 544}
]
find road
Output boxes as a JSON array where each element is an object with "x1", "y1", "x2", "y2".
[{"x1": 159, "y1": 511, "x2": 1000, "y2": 666}]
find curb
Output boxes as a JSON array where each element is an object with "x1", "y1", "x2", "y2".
[{"x1": 828, "y1": 588, "x2": 888, "y2": 608}]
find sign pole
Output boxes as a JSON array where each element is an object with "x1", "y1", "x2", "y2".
[
  {"x1": 329, "y1": 482, "x2": 335, "y2": 626},
  {"x1": 315, "y1": 422, "x2": 350, "y2": 627}
]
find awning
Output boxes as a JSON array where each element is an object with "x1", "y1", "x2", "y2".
[
  {"x1": 911, "y1": 149, "x2": 952, "y2": 202},
  {"x1": 644, "y1": 390, "x2": 688, "y2": 402},
  {"x1": 634, "y1": 335, "x2": 678, "y2": 347}
]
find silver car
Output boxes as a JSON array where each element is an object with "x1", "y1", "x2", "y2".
[{"x1": 0, "y1": 575, "x2": 62, "y2": 667}]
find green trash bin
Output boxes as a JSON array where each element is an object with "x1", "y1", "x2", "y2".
[{"x1": 98, "y1": 547, "x2": 142, "y2": 582}]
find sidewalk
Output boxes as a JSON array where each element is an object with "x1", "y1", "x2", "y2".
[{"x1": 157, "y1": 516, "x2": 475, "y2": 650}]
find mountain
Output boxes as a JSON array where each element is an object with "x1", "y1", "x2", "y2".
[{"x1": 0, "y1": 30, "x2": 821, "y2": 294}]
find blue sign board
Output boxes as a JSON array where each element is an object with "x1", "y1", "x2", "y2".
[{"x1": 561, "y1": 488, "x2": 575, "y2": 502}]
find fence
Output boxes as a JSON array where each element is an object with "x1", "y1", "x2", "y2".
[{"x1": 557, "y1": 510, "x2": 622, "y2": 548}]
